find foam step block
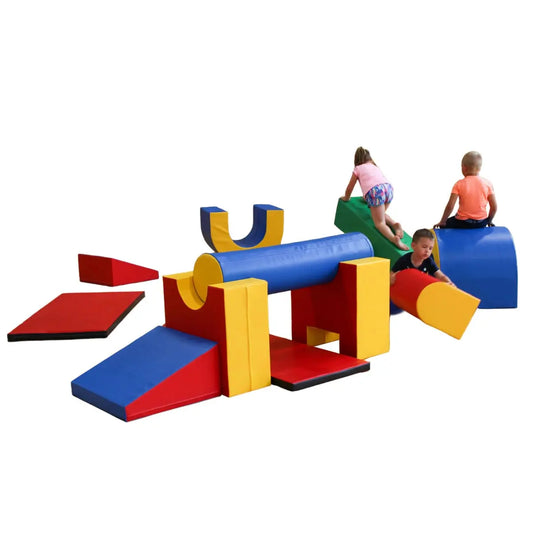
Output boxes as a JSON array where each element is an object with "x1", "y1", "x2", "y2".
[
  {"x1": 334, "y1": 197, "x2": 411, "y2": 266},
  {"x1": 270, "y1": 335, "x2": 370, "y2": 391},
  {"x1": 7, "y1": 291, "x2": 144, "y2": 341},
  {"x1": 431, "y1": 227, "x2": 517, "y2": 309},
  {"x1": 78, "y1": 254, "x2": 159, "y2": 286},
  {"x1": 71, "y1": 326, "x2": 221, "y2": 421},
  {"x1": 390, "y1": 269, "x2": 480, "y2": 339},
  {"x1": 201, "y1": 204, "x2": 284, "y2": 252},
  {"x1": 291, "y1": 258, "x2": 390, "y2": 359},
  {"x1": 164, "y1": 274, "x2": 271, "y2": 397}
]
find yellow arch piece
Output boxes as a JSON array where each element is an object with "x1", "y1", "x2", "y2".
[
  {"x1": 202, "y1": 205, "x2": 284, "y2": 253},
  {"x1": 165, "y1": 272, "x2": 206, "y2": 310}
]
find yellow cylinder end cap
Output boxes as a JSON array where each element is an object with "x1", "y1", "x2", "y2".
[{"x1": 193, "y1": 254, "x2": 224, "y2": 302}]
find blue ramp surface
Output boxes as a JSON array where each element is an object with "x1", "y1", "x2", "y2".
[{"x1": 72, "y1": 326, "x2": 220, "y2": 421}]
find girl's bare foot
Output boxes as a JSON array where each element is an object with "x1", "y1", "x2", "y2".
[
  {"x1": 392, "y1": 235, "x2": 409, "y2": 251},
  {"x1": 392, "y1": 222, "x2": 404, "y2": 238}
]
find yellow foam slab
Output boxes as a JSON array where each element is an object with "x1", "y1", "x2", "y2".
[
  {"x1": 306, "y1": 326, "x2": 340, "y2": 346},
  {"x1": 345, "y1": 257, "x2": 390, "y2": 358},
  {"x1": 417, "y1": 283, "x2": 480, "y2": 339},
  {"x1": 213, "y1": 278, "x2": 271, "y2": 396}
]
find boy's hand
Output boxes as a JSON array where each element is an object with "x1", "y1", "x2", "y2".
[{"x1": 390, "y1": 271, "x2": 397, "y2": 286}]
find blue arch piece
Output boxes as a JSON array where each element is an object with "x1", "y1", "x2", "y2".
[
  {"x1": 209, "y1": 232, "x2": 374, "y2": 294},
  {"x1": 235, "y1": 204, "x2": 282, "y2": 248},
  {"x1": 434, "y1": 227, "x2": 518, "y2": 308}
]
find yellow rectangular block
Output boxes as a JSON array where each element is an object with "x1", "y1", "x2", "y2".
[
  {"x1": 343, "y1": 257, "x2": 390, "y2": 358},
  {"x1": 306, "y1": 326, "x2": 340, "y2": 346},
  {"x1": 216, "y1": 278, "x2": 271, "y2": 396}
]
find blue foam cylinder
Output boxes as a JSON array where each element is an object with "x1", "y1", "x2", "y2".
[
  {"x1": 434, "y1": 227, "x2": 518, "y2": 308},
  {"x1": 206, "y1": 233, "x2": 374, "y2": 294}
]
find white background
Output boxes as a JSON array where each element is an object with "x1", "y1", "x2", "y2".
[{"x1": 1, "y1": 1, "x2": 531, "y2": 531}]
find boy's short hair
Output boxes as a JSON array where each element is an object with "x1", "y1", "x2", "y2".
[
  {"x1": 412, "y1": 228, "x2": 434, "y2": 242},
  {"x1": 461, "y1": 151, "x2": 482, "y2": 172}
]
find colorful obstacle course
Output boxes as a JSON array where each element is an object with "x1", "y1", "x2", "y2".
[
  {"x1": 334, "y1": 197, "x2": 411, "y2": 264},
  {"x1": 201, "y1": 204, "x2": 284, "y2": 252},
  {"x1": 1, "y1": 157, "x2": 514, "y2": 423},
  {"x1": 0, "y1": 194, "x2": 505, "y2": 420},
  {"x1": 72, "y1": 231, "x2": 390, "y2": 420},
  {"x1": 431, "y1": 227, "x2": 518, "y2": 309},
  {"x1": 78, "y1": 254, "x2": 159, "y2": 286},
  {"x1": 7, "y1": 292, "x2": 145, "y2": 341},
  {"x1": 67, "y1": 200, "x2": 511, "y2": 421}
]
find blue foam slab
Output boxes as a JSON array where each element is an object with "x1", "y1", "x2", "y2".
[
  {"x1": 71, "y1": 326, "x2": 219, "y2": 420},
  {"x1": 434, "y1": 226, "x2": 518, "y2": 308}
]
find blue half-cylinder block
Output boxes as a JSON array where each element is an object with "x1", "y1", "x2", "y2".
[
  {"x1": 71, "y1": 326, "x2": 219, "y2": 420},
  {"x1": 201, "y1": 204, "x2": 283, "y2": 252},
  {"x1": 207, "y1": 232, "x2": 374, "y2": 294},
  {"x1": 434, "y1": 226, "x2": 518, "y2": 308}
]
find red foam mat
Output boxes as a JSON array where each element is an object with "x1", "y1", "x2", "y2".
[
  {"x1": 269, "y1": 335, "x2": 370, "y2": 391},
  {"x1": 7, "y1": 292, "x2": 144, "y2": 341}
]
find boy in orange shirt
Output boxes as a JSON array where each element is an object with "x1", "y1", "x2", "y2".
[{"x1": 435, "y1": 151, "x2": 497, "y2": 229}]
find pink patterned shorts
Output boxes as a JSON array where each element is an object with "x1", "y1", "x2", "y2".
[{"x1": 364, "y1": 183, "x2": 394, "y2": 207}]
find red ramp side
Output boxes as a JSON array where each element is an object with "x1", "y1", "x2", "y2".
[{"x1": 79, "y1": 254, "x2": 159, "y2": 286}]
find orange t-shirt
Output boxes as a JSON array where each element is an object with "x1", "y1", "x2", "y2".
[{"x1": 452, "y1": 175, "x2": 494, "y2": 220}]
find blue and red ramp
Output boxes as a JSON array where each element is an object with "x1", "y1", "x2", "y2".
[{"x1": 71, "y1": 326, "x2": 221, "y2": 421}]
